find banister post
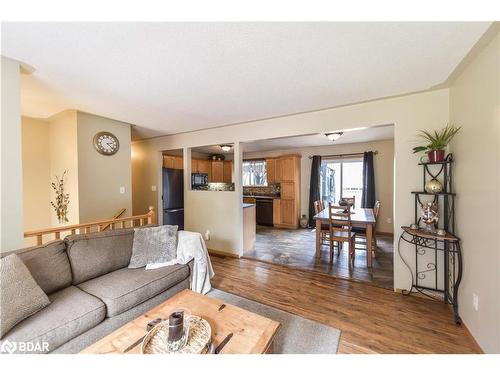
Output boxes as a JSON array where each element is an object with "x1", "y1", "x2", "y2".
[{"x1": 148, "y1": 206, "x2": 155, "y2": 224}]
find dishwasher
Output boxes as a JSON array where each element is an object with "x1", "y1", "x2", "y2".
[{"x1": 255, "y1": 198, "x2": 274, "y2": 226}]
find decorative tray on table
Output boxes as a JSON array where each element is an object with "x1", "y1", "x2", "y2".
[{"x1": 141, "y1": 315, "x2": 211, "y2": 354}]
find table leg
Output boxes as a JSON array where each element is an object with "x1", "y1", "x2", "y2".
[
  {"x1": 315, "y1": 219, "x2": 321, "y2": 258},
  {"x1": 366, "y1": 223, "x2": 373, "y2": 268}
]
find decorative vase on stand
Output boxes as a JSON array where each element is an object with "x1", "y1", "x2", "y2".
[{"x1": 300, "y1": 215, "x2": 308, "y2": 229}]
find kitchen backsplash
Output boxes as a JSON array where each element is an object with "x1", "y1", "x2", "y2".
[
  {"x1": 193, "y1": 182, "x2": 235, "y2": 191},
  {"x1": 243, "y1": 183, "x2": 281, "y2": 197}
]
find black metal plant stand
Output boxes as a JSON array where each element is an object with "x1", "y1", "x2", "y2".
[{"x1": 397, "y1": 153, "x2": 463, "y2": 324}]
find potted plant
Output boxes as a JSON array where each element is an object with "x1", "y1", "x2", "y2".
[{"x1": 412, "y1": 124, "x2": 461, "y2": 162}]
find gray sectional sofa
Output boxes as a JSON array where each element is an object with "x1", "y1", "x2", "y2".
[{"x1": 0, "y1": 228, "x2": 192, "y2": 354}]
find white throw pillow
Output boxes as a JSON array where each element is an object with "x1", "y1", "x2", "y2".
[{"x1": 128, "y1": 225, "x2": 178, "y2": 268}]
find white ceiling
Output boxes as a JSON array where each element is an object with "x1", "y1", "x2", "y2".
[
  {"x1": 2, "y1": 22, "x2": 491, "y2": 139},
  {"x1": 242, "y1": 125, "x2": 394, "y2": 153}
]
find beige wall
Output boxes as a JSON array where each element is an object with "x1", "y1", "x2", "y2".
[
  {"x1": 449, "y1": 31, "x2": 500, "y2": 353},
  {"x1": 243, "y1": 138, "x2": 394, "y2": 233},
  {"x1": 48, "y1": 110, "x2": 79, "y2": 226},
  {"x1": 77, "y1": 112, "x2": 132, "y2": 222},
  {"x1": 131, "y1": 88, "x2": 450, "y2": 286},
  {"x1": 1, "y1": 57, "x2": 24, "y2": 252},
  {"x1": 22, "y1": 117, "x2": 51, "y2": 232},
  {"x1": 21, "y1": 111, "x2": 132, "y2": 231}
]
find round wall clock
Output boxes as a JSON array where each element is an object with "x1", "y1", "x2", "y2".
[{"x1": 93, "y1": 131, "x2": 120, "y2": 155}]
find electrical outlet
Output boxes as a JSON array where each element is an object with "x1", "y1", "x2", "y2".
[
  {"x1": 204, "y1": 230, "x2": 210, "y2": 241},
  {"x1": 386, "y1": 218, "x2": 392, "y2": 224},
  {"x1": 473, "y1": 293, "x2": 479, "y2": 311},
  {"x1": 151, "y1": 185, "x2": 157, "y2": 192},
  {"x1": 119, "y1": 186, "x2": 125, "y2": 194}
]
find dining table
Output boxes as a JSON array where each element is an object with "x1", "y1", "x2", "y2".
[{"x1": 313, "y1": 207, "x2": 377, "y2": 267}]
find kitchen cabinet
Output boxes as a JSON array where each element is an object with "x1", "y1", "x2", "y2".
[
  {"x1": 223, "y1": 160, "x2": 233, "y2": 183},
  {"x1": 266, "y1": 158, "x2": 276, "y2": 183},
  {"x1": 211, "y1": 161, "x2": 224, "y2": 182},
  {"x1": 197, "y1": 160, "x2": 212, "y2": 181},
  {"x1": 273, "y1": 199, "x2": 281, "y2": 225},
  {"x1": 163, "y1": 155, "x2": 183, "y2": 170},
  {"x1": 191, "y1": 159, "x2": 198, "y2": 172},
  {"x1": 274, "y1": 154, "x2": 301, "y2": 229}
]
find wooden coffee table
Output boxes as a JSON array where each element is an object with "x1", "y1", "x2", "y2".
[{"x1": 81, "y1": 289, "x2": 281, "y2": 354}]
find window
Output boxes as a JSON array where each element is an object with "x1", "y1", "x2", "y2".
[
  {"x1": 320, "y1": 158, "x2": 363, "y2": 208},
  {"x1": 242, "y1": 160, "x2": 267, "y2": 186}
]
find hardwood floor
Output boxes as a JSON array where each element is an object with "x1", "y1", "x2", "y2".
[
  {"x1": 210, "y1": 255, "x2": 482, "y2": 354},
  {"x1": 244, "y1": 225, "x2": 393, "y2": 289}
]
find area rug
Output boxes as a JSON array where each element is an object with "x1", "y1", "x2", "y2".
[{"x1": 207, "y1": 289, "x2": 340, "y2": 354}]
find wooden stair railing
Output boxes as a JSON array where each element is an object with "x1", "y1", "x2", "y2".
[
  {"x1": 25, "y1": 206, "x2": 156, "y2": 246},
  {"x1": 101, "y1": 208, "x2": 127, "y2": 231}
]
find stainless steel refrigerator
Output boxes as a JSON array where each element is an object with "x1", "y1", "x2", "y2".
[{"x1": 162, "y1": 168, "x2": 184, "y2": 230}]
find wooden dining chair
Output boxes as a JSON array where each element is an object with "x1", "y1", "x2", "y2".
[
  {"x1": 314, "y1": 200, "x2": 330, "y2": 245},
  {"x1": 354, "y1": 200, "x2": 381, "y2": 258},
  {"x1": 328, "y1": 203, "x2": 356, "y2": 266}
]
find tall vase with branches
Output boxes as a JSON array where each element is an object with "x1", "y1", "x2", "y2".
[{"x1": 51, "y1": 171, "x2": 70, "y2": 224}]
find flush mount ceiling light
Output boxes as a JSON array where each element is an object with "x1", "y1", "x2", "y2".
[
  {"x1": 325, "y1": 132, "x2": 343, "y2": 141},
  {"x1": 220, "y1": 144, "x2": 232, "y2": 152}
]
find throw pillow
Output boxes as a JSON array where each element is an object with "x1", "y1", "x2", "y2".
[
  {"x1": 0, "y1": 254, "x2": 50, "y2": 338},
  {"x1": 128, "y1": 225, "x2": 178, "y2": 268}
]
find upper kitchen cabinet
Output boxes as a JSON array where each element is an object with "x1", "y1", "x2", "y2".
[
  {"x1": 163, "y1": 154, "x2": 183, "y2": 169},
  {"x1": 223, "y1": 160, "x2": 233, "y2": 183},
  {"x1": 211, "y1": 160, "x2": 224, "y2": 182},
  {"x1": 266, "y1": 158, "x2": 276, "y2": 183}
]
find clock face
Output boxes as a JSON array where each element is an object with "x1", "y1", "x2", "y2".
[{"x1": 93, "y1": 132, "x2": 119, "y2": 155}]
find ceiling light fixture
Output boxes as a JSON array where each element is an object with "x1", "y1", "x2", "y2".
[
  {"x1": 220, "y1": 144, "x2": 232, "y2": 152},
  {"x1": 325, "y1": 132, "x2": 343, "y2": 141}
]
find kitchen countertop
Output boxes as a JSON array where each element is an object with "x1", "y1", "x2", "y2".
[
  {"x1": 243, "y1": 195, "x2": 280, "y2": 200},
  {"x1": 242, "y1": 203, "x2": 255, "y2": 209}
]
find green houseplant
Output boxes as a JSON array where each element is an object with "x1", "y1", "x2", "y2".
[{"x1": 412, "y1": 124, "x2": 461, "y2": 162}]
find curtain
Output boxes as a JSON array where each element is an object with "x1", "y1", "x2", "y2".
[
  {"x1": 361, "y1": 151, "x2": 376, "y2": 208},
  {"x1": 308, "y1": 155, "x2": 322, "y2": 227}
]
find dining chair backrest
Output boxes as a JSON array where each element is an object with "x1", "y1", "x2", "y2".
[
  {"x1": 314, "y1": 200, "x2": 324, "y2": 214},
  {"x1": 341, "y1": 196, "x2": 355, "y2": 208},
  {"x1": 374, "y1": 200, "x2": 381, "y2": 220},
  {"x1": 328, "y1": 203, "x2": 352, "y2": 237}
]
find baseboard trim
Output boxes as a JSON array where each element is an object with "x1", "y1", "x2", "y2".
[
  {"x1": 462, "y1": 321, "x2": 484, "y2": 354},
  {"x1": 208, "y1": 248, "x2": 241, "y2": 258}
]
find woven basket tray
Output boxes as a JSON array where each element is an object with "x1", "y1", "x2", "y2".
[{"x1": 141, "y1": 315, "x2": 211, "y2": 354}]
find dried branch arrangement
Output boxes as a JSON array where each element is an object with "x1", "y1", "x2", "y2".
[{"x1": 51, "y1": 170, "x2": 70, "y2": 224}]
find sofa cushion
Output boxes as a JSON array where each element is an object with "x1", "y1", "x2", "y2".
[
  {"x1": 65, "y1": 228, "x2": 134, "y2": 284},
  {"x1": 0, "y1": 254, "x2": 51, "y2": 339},
  {"x1": 0, "y1": 286, "x2": 106, "y2": 353},
  {"x1": 1, "y1": 240, "x2": 72, "y2": 294},
  {"x1": 77, "y1": 265, "x2": 190, "y2": 317}
]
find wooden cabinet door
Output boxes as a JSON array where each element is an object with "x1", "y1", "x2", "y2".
[
  {"x1": 191, "y1": 159, "x2": 199, "y2": 173},
  {"x1": 211, "y1": 161, "x2": 224, "y2": 182},
  {"x1": 266, "y1": 158, "x2": 276, "y2": 183},
  {"x1": 275, "y1": 158, "x2": 282, "y2": 183},
  {"x1": 223, "y1": 161, "x2": 233, "y2": 183},
  {"x1": 197, "y1": 160, "x2": 212, "y2": 181},
  {"x1": 163, "y1": 155, "x2": 175, "y2": 169},
  {"x1": 273, "y1": 199, "x2": 281, "y2": 225},
  {"x1": 280, "y1": 182, "x2": 295, "y2": 199},
  {"x1": 173, "y1": 156, "x2": 183, "y2": 170},
  {"x1": 280, "y1": 199, "x2": 296, "y2": 226},
  {"x1": 279, "y1": 156, "x2": 296, "y2": 181}
]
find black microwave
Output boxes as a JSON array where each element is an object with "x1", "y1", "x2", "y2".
[{"x1": 191, "y1": 173, "x2": 208, "y2": 188}]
